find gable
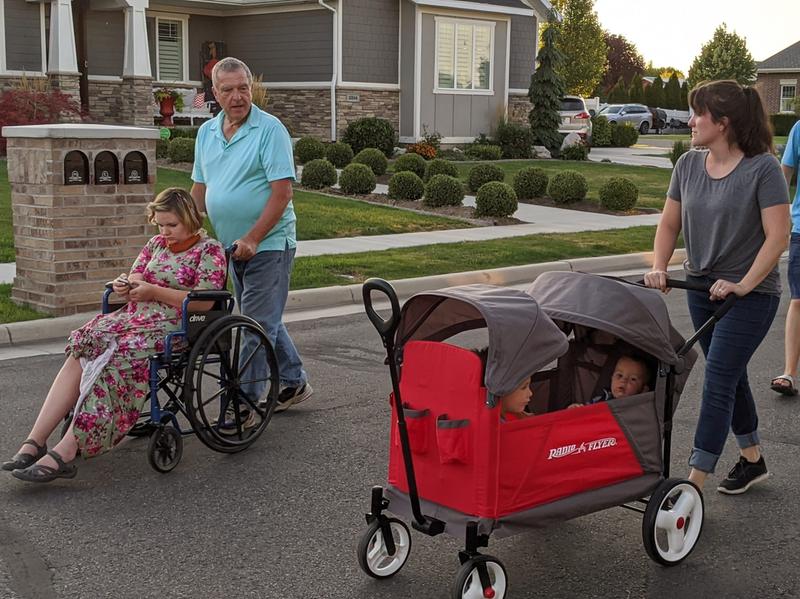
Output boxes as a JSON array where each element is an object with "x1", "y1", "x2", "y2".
[{"x1": 758, "y1": 39, "x2": 800, "y2": 71}]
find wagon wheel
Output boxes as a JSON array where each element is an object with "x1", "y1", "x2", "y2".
[
  {"x1": 357, "y1": 518, "x2": 412, "y2": 579},
  {"x1": 183, "y1": 315, "x2": 279, "y2": 453},
  {"x1": 642, "y1": 478, "x2": 704, "y2": 566},
  {"x1": 452, "y1": 555, "x2": 507, "y2": 599}
]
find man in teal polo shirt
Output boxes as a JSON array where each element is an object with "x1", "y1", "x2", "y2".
[{"x1": 191, "y1": 57, "x2": 311, "y2": 421}]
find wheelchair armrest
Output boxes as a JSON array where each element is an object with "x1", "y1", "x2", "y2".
[{"x1": 187, "y1": 290, "x2": 232, "y2": 302}]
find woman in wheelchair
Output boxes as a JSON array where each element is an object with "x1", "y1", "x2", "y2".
[{"x1": 2, "y1": 188, "x2": 226, "y2": 483}]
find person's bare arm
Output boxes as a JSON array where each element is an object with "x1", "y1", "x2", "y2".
[
  {"x1": 783, "y1": 164, "x2": 796, "y2": 189},
  {"x1": 232, "y1": 178, "x2": 293, "y2": 260},
  {"x1": 643, "y1": 197, "x2": 682, "y2": 292},
  {"x1": 190, "y1": 182, "x2": 207, "y2": 214},
  {"x1": 731, "y1": 203, "x2": 791, "y2": 295}
]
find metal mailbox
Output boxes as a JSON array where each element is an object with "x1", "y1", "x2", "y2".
[
  {"x1": 123, "y1": 151, "x2": 148, "y2": 184},
  {"x1": 94, "y1": 151, "x2": 119, "y2": 185},
  {"x1": 64, "y1": 151, "x2": 89, "y2": 185}
]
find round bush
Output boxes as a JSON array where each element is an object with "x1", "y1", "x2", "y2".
[
  {"x1": 423, "y1": 174, "x2": 465, "y2": 208},
  {"x1": 610, "y1": 123, "x2": 639, "y2": 148},
  {"x1": 599, "y1": 177, "x2": 639, "y2": 211},
  {"x1": 547, "y1": 170, "x2": 588, "y2": 204},
  {"x1": 475, "y1": 182, "x2": 518, "y2": 218},
  {"x1": 513, "y1": 167, "x2": 549, "y2": 199},
  {"x1": 561, "y1": 142, "x2": 589, "y2": 161},
  {"x1": 156, "y1": 139, "x2": 170, "y2": 159},
  {"x1": 424, "y1": 158, "x2": 459, "y2": 181},
  {"x1": 353, "y1": 148, "x2": 388, "y2": 176},
  {"x1": 591, "y1": 115, "x2": 612, "y2": 147},
  {"x1": 393, "y1": 152, "x2": 427, "y2": 178},
  {"x1": 339, "y1": 163, "x2": 377, "y2": 195},
  {"x1": 300, "y1": 158, "x2": 337, "y2": 189},
  {"x1": 294, "y1": 136, "x2": 326, "y2": 164},
  {"x1": 342, "y1": 117, "x2": 397, "y2": 157},
  {"x1": 467, "y1": 163, "x2": 505, "y2": 193},
  {"x1": 388, "y1": 171, "x2": 424, "y2": 200},
  {"x1": 167, "y1": 137, "x2": 194, "y2": 163},
  {"x1": 325, "y1": 142, "x2": 353, "y2": 168},
  {"x1": 465, "y1": 144, "x2": 502, "y2": 161}
]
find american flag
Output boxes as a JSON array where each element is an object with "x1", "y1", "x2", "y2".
[{"x1": 192, "y1": 92, "x2": 205, "y2": 108}]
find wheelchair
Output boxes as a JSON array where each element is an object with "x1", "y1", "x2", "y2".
[{"x1": 63, "y1": 271, "x2": 279, "y2": 474}]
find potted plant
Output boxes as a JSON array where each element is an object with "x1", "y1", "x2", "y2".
[{"x1": 153, "y1": 88, "x2": 184, "y2": 127}]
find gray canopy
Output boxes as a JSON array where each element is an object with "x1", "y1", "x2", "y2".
[{"x1": 396, "y1": 284, "x2": 569, "y2": 397}]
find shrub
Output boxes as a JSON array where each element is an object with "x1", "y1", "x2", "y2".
[
  {"x1": 423, "y1": 174, "x2": 465, "y2": 208},
  {"x1": 393, "y1": 152, "x2": 427, "y2": 178},
  {"x1": 590, "y1": 115, "x2": 612, "y2": 147},
  {"x1": 405, "y1": 142, "x2": 437, "y2": 160},
  {"x1": 467, "y1": 163, "x2": 505, "y2": 193},
  {"x1": 339, "y1": 163, "x2": 377, "y2": 194},
  {"x1": 513, "y1": 167, "x2": 549, "y2": 199},
  {"x1": 342, "y1": 117, "x2": 397, "y2": 157},
  {"x1": 475, "y1": 182, "x2": 518, "y2": 218},
  {"x1": 561, "y1": 142, "x2": 589, "y2": 161},
  {"x1": 770, "y1": 113, "x2": 799, "y2": 136},
  {"x1": 465, "y1": 144, "x2": 502, "y2": 161},
  {"x1": 0, "y1": 87, "x2": 83, "y2": 154},
  {"x1": 547, "y1": 170, "x2": 588, "y2": 204},
  {"x1": 669, "y1": 140, "x2": 689, "y2": 166},
  {"x1": 494, "y1": 120, "x2": 535, "y2": 159},
  {"x1": 388, "y1": 171, "x2": 425, "y2": 200},
  {"x1": 436, "y1": 148, "x2": 467, "y2": 161},
  {"x1": 610, "y1": 123, "x2": 639, "y2": 147},
  {"x1": 170, "y1": 127, "x2": 199, "y2": 140},
  {"x1": 353, "y1": 148, "x2": 388, "y2": 176},
  {"x1": 424, "y1": 158, "x2": 459, "y2": 181},
  {"x1": 156, "y1": 139, "x2": 170, "y2": 159},
  {"x1": 294, "y1": 136, "x2": 326, "y2": 164},
  {"x1": 168, "y1": 137, "x2": 194, "y2": 163},
  {"x1": 300, "y1": 158, "x2": 337, "y2": 189},
  {"x1": 599, "y1": 177, "x2": 639, "y2": 211},
  {"x1": 325, "y1": 142, "x2": 353, "y2": 168}
]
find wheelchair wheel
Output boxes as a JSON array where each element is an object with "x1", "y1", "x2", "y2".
[
  {"x1": 183, "y1": 315, "x2": 279, "y2": 453},
  {"x1": 642, "y1": 478, "x2": 704, "y2": 566},
  {"x1": 147, "y1": 424, "x2": 183, "y2": 473}
]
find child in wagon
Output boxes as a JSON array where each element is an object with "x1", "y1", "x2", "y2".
[
  {"x1": 569, "y1": 353, "x2": 651, "y2": 408},
  {"x1": 473, "y1": 347, "x2": 534, "y2": 421}
]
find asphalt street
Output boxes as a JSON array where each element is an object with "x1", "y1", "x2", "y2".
[{"x1": 1, "y1": 275, "x2": 799, "y2": 599}]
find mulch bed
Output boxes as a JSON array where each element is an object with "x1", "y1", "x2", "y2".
[{"x1": 518, "y1": 196, "x2": 660, "y2": 216}]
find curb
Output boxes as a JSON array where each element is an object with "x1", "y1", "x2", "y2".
[{"x1": 0, "y1": 249, "x2": 685, "y2": 347}]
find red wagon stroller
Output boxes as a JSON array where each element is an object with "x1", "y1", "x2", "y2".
[{"x1": 358, "y1": 272, "x2": 736, "y2": 598}]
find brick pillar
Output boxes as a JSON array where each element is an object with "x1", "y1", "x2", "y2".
[
  {"x1": 2, "y1": 124, "x2": 159, "y2": 316},
  {"x1": 47, "y1": 73, "x2": 82, "y2": 122},
  {"x1": 121, "y1": 76, "x2": 154, "y2": 126}
]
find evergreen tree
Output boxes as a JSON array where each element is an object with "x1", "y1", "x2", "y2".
[
  {"x1": 608, "y1": 77, "x2": 628, "y2": 103},
  {"x1": 687, "y1": 24, "x2": 756, "y2": 88},
  {"x1": 664, "y1": 73, "x2": 681, "y2": 109},
  {"x1": 679, "y1": 82, "x2": 689, "y2": 110},
  {"x1": 628, "y1": 73, "x2": 644, "y2": 103},
  {"x1": 550, "y1": 0, "x2": 607, "y2": 97},
  {"x1": 645, "y1": 76, "x2": 665, "y2": 108},
  {"x1": 528, "y1": 11, "x2": 565, "y2": 153}
]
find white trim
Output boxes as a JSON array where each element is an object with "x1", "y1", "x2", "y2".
[
  {"x1": 0, "y1": 70, "x2": 47, "y2": 77},
  {"x1": 433, "y1": 16, "x2": 495, "y2": 94},
  {"x1": 414, "y1": 5, "x2": 422, "y2": 139},
  {"x1": 148, "y1": 3, "x2": 324, "y2": 17},
  {"x1": 336, "y1": 0, "x2": 343, "y2": 85},
  {"x1": 339, "y1": 81, "x2": 401, "y2": 90},
  {"x1": 779, "y1": 83, "x2": 797, "y2": 114},
  {"x1": 779, "y1": 79, "x2": 798, "y2": 85},
  {"x1": 318, "y1": 0, "x2": 337, "y2": 141},
  {"x1": 0, "y1": 0, "x2": 6, "y2": 74},
  {"x1": 150, "y1": 12, "x2": 191, "y2": 83},
  {"x1": 757, "y1": 68, "x2": 800, "y2": 74},
  {"x1": 504, "y1": 14, "x2": 510, "y2": 120},
  {"x1": 262, "y1": 81, "x2": 331, "y2": 89},
  {"x1": 399, "y1": 135, "x2": 416, "y2": 143},
  {"x1": 508, "y1": 87, "x2": 528, "y2": 95},
  {"x1": 40, "y1": 3, "x2": 47, "y2": 74},
  {"x1": 411, "y1": 0, "x2": 533, "y2": 17},
  {"x1": 153, "y1": 79, "x2": 202, "y2": 87},
  {"x1": 433, "y1": 88, "x2": 493, "y2": 95},
  {"x1": 440, "y1": 135, "x2": 477, "y2": 143},
  {"x1": 88, "y1": 75, "x2": 124, "y2": 82}
]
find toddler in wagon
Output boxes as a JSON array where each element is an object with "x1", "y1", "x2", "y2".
[
  {"x1": 569, "y1": 353, "x2": 651, "y2": 408},
  {"x1": 472, "y1": 347, "x2": 534, "y2": 421}
]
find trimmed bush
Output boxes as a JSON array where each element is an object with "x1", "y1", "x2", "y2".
[
  {"x1": 610, "y1": 123, "x2": 639, "y2": 147},
  {"x1": 300, "y1": 158, "x2": 337, "y2": 189},
  {"x1": 590, "y1": 115, "x2": 612, "y2": 147},
  {"x1": 325, "y1": 142, "x2": 353, "y2": 168},
  {"x1": 388, "y1": 171, "x2": 425, "y2": 200},
  {"x1": 467, "y1": 163, "x2": 505, "y2": 193},
  {"x1": 495, "y1": 121, "x2": 535, "y2": 159},
  {"x1": 353, "y1": 148, "x2": 388, "y2": 176},
  {"x1": 669, "y1": 140, "x2": 689, "y2": 166},
  {"x1": 561, "y1": 142, "x2": 589, "y2": 161},
  {"x1": 423, "y1": 174, "x2": 465, "y2": 208},
  {"x1": 339, "y1": 163, "x2": 377, "y2": 194},
  {"x1": 465, "y1": 144, "x2": 502, "y2": 161},
  {"x1": 156, "y1": 139, "x2": 170, "y2": 159},
  {"x1": 475, "y1": 182, "x2": 518, "y2": 218},
  {"x1": 599, "y1": 177, "x2": 639, "y2": 211},
  {"x1": 295, "y1": 136, "x2": 326, "y2": 164},
  {"x1": 170, "y1": 127, "x2": 199, "y2": 139},
  {"x1": 513, "y1": 167, "x2": 548, "y2": 199},
  {"x1": 424, "y1": 158, "x2": 459, "y2": 181},
  {"x1": 393, "y1": 152, "x2": 427, "y2": 178},
  {"x1": 342, "y1": 117, "x2": 397, "y2": 157},
  {"x1": 547, "y1": 170, "x2": 588, "y2": 204},
  {"x1": 770, "y1": 113, "x2": 799, "y2": 136},
  {"x1": 168, "y1": 137, "x2": 194, "y2": 163}
]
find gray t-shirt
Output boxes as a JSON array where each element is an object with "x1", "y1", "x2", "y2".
[{"x1": 667, "y1": 149, "x2": 789, "y2": 295}]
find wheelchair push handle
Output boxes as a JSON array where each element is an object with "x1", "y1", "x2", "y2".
[{"x1": 362, "y1": 278, "x2": 401, "y2": 339}]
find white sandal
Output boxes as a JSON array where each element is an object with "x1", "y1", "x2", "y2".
[{"x1": 770, "y1": 374, "x2": 798, "y2": 396}]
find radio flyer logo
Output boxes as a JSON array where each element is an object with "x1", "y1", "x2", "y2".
[{"x1": 547, "y1": 437, "x2": 617, "y2": 460}]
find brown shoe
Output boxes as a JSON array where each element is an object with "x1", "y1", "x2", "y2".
[
  {"x1": 11, "y1": 449, "x2": 77, "y2": 483},
  {"x1": 1, "y1": 438, "x2": 47, "y2": 472}
]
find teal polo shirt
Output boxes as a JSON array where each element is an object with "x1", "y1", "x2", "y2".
[
  {"x1": 191, "y1": 105, "x2": 297, "y2": 252},
  {"x1": 783, "y1": 120, "x2": 800, "y2": 233}
]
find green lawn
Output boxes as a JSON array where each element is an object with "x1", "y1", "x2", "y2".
[
  {"x1": 0, "y1": 161, "x2": 12, "y2": 262},
  {"x1": 0, "y1": 284, "x2": 50, "y2": 322}
]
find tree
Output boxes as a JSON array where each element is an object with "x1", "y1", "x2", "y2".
[
  {"x1": 645, "y1": 76, "x2": 665, "y2": 108},
  {"x1": 550, "y1": 0, "x2": 607, "y2": 97},
  {"x1": 680, "y1": 81, "x2": 689, "y2": 110},
  {"x1": 628, "y1": 73, "x2": 644, "y2": 103},
  {"x1": 528, "y1": 11, "x2": 565, "y2": 153},
  {"x1": 644, "y1": 62, "x2": 685, "y2": 80},
  {"x1": 600, "y1": 34, "x2": 645, "y2": 94},
  {"x1": 664, "y1": 73, "x2": 681, "y2": 109},
  {"x1": 607, "y1": 76, "x2": 628, "y2": 103},
  {"x1": 687, "y1": 24, "x2": 756, "y2": 88}
]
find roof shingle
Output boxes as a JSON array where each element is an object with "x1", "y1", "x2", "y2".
[{"x1": 758, "y1": 39, "x2": 800, "y2": 70}]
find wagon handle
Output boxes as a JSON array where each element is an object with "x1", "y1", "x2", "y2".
[{"x1": 362, "y1": 278, "x2": 401, "y2": 340}]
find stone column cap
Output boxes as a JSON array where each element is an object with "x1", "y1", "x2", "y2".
[{"x1": 1, "y1": 124, "x2": 161, "y2": 140}]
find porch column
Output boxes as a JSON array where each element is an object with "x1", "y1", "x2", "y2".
[
  {"x1": 121, "y1": 0, "x2": 153, "y2": 126},
  {"x1": 47, "y1": 0, "x2": 81, "y2": 109}
]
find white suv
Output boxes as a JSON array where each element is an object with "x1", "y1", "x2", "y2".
[{"x1": 558, "y1": 96, "x2": 593, "y2": 144}]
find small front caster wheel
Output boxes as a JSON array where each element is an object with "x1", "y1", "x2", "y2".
[
  {"x1": 642, "y1": 478, "x2": 704, "y2": 566},
  {"x1": 452, "y1": 555, "x2": 507, "y2": 599},
  {"x1": 147, "y1": 425, "x2": 183, "y2": 473},
  {"x1": 357, "y1": 518, "x2": 411, "y2": 578}
]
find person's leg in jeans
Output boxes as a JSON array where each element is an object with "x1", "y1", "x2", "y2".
[{"x1": 773, "y1": 232, "x2": 800, "y2": 394}]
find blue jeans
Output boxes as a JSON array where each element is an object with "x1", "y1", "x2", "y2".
[
  {"x1": 686, "y1": 276, "x2": 779, "y2": 473},
  {"x1": 231, "y1": 247, "x2": 307, "y2": 400},
  {"x1": 788, "y1": 232, "x2": 800, "y2": 299}
]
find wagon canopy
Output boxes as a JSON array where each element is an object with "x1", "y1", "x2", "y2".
[
  {"x1": 396, "y1": 284, "x2": 569, "y2": 397},
  {"x1": 526, "y1": 272, "x2": 681, "y2": 365}
]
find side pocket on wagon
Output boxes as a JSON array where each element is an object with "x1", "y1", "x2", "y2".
[
  {"x1": 436, "y1": 415, "x2": 471, "y2": 465},
  {"x1": 399, "y1": 405, "x2": 431, "y2": 455}
]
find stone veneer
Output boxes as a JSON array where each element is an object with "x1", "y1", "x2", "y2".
[
  {"x1": 87, "y1": 77, "x2": 153, "y2": 126},
  {"x1": 508, "y1": 93, "x2": 532, "y2": 126},
  {"x1": 335, "y1": 88, "x2": 399, "y2": 139},
  {"x1": 4, "y1": 126, "x2": 158, "y2": 315},
  {"x1": 47, "y1": 73, "x2": 82, "y2": 122},
  {"x1": 755, "y1": 73, "x2": 799, "y2": 115}
]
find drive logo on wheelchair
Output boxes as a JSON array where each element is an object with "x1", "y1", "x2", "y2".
[{"x1": 189, "y1": 314, "x2": 207, "y2": 323}]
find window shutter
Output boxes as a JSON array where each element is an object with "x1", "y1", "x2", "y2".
[{"x1": 158, "y1": 20, "x2": 183, "y2": 81}]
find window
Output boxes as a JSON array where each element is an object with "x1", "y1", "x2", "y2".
[
  {"x1": 780, "y1": 84, "x2": 797, "y2": 113},
  {"x1": 435, "y1": 18, "x2": 494, "y2": 93},
  {"x1": 157, "y1": 18, "x2": 183, "y2": 81}
]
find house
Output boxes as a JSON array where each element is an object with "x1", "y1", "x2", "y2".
[
  {"x1": 0, "y1": 0, "x2": 551, "y2": 142},
  {"x1": 755, "y1": 39, "x2": 800, "y2": 114}
]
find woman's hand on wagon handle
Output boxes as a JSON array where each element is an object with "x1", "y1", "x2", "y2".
[
  {"x1": 643, "y1": 269, "x2": 670, "y2": 293},
  {"x1": 709, "y1": 279, "x2": 748, "y2": 301}
]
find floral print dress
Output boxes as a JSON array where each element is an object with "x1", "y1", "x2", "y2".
[{"x1": 66, "y1": 234, "x2": 227, "y2": 457}]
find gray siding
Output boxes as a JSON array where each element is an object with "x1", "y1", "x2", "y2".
[
  {"x1": 188, "y1": 15, "x2": 219, "y2": 82},
  {"x1": 342, "y1": 0, "x2": 398, "y2": 84},
  {"x1": 509, "y1": 14, "x2": 536, "y2": 90},
  {"x1": 87, "y1": 10, "x2": 125, "y2": 77},
  {"x1": 224, "y1": 10, "x2": 333, "y2": 82},
  {"x1": 5, "y1": 0, "x2": 42, "y2": 71},
  {"x1": 399, "y1": 0, "x2": 416, "y2": 137},
  {"x1": 459, "y1": 0, "x2": 530, "y2": 7}
]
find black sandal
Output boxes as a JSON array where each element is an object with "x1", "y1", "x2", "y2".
[
  {"x1": 11, "y1": 449, "x2": 77, "y2": 483},
  {"x1": 1, "y1": 438, "x2": 47, "y2": 472}
]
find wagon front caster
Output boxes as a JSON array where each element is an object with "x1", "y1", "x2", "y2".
[
  {"x1": 147, "y1": 424, "x2": 183, "y2": 473},
  {"x1": 452, "y1": 555, "x2": 507, "y2": 599},
  {"x1": 357, "y1": 517, "x2": 412, "y2": 579},
  {"x1": 642, "y1": 478, "x2": 704, "y2": 566}
]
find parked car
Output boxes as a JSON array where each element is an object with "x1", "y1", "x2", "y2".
[
  {"x1": 558, "y1": 96, "x2": 593, "y2": 143},
  {"x1": 597, "y1": 103, "x2": 652, "y2": 134}
]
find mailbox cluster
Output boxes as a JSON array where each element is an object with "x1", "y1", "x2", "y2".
[{"x1": 63, "y1": 150, "x2": 148, "y2": 185}]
